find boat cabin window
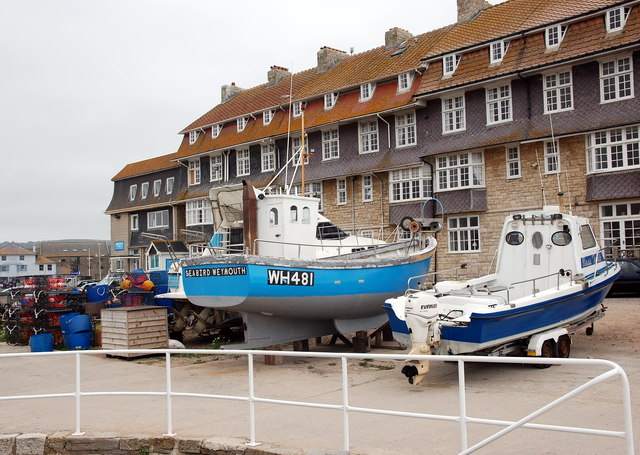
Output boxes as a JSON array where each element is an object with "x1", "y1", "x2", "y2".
[
  {"x1": 580, "y1": 224, "x2": 597, "y2": 249},
  {"x1": 269, "y1": 208, "x2": 279, "y2": 226},
  {"x1": 531, "y1": 231, "x2": 543, "y2": 249},
  {"x1": 316, "y1": 221, "x2": 350, "y2": 240},
  {"x1": 290, "y1": 206, "x2": 298, "y2": 222},
  {"x1": 302, "y1": 207, "x2": 310, "y2": 224},
  {"x1": 551, "y1": 231, "x2": 572, "y2": 246},
  {"x1": 505, "y1": 231, "x2": 524, "y2": 245}
]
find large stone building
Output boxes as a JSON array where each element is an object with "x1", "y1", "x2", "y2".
[{"x1": 107, "y1": 0, "x2": 640, "y2": 275}]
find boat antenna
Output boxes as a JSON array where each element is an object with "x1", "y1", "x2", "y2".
[
  {"x1": 284, "y1": 60, "x2": 294, "y2": 194},
  {"x1": 533, "y1": 147, "x2": 547, "y2": 207},
  {"x1": 300, "y1": 107, "x2": 306, "y2": 196},
  {"x1": 548, "y1": 113, "x2": 564, "y2": 199}
]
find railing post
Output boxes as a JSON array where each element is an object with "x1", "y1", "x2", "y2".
[
  {"x1": 458, "y1": 360, "x2": 468, "y2": 451},
  {"x1": 164, "y1": 352, "x2": 175, "y2": 436},
  {"x1": 341, "y1": 356, "x2": 350, "y2": 453},
  {"x1": 73, "y1": 352, "x2": 84, "y2": 435},
  {"x1": 246, "y1": 353, "x2": 259, "y2": 446}
]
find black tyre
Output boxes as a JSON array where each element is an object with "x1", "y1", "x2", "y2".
[
  {"x1": 557, "y1": 335, "x2": 571, "y2": 358},
  {"x1": 534, "y1": 340, "x2": 554, "y2": 369}
]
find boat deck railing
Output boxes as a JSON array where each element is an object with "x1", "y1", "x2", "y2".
[
  {"x1": 405, "y1": 263, "x2": 484, "y2": 293},
  {"x1": 0, "y1": 349, "x2": 633, "y2": 454}
]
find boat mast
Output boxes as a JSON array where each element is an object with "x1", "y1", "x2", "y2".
[{"x1": 301, "y1": 107, "x2": 306, "y2": 197}]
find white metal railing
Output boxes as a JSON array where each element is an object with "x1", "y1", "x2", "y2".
[{"x1": 0, "y1": 349, "x2": 633, "y2": 454}]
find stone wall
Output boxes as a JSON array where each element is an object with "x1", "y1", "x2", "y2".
[{"x1": 0, "y1": 432, "x2": 341, "y2": 455}]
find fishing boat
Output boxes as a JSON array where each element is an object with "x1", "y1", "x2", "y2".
[
  {"x1": 181, "y1": 181, "x2": 437, "y2": 349},
  {"x1": 384, "y1": 207, "x2": 620, "y2": 384}
]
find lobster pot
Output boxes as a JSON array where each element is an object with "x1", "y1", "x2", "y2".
[{"x1": 100, "y1": 306, "x2": 168, "y2": 358}]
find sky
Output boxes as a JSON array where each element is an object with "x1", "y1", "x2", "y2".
[{"x1": 0, "y1": 0, "x2": 504, "y2": 243}]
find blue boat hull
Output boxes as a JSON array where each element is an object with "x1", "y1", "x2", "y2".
[{"x1": 183, "y1": 255, "x2": 432, "y2": 320}]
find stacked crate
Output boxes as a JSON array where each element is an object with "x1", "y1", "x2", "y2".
[{"x1": 100, "y1": 306, "x2": 168, "y2": 358}]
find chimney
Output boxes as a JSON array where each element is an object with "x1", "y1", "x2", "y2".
[
  {"x1": 317, "y1": 46, "x2": 348, "y2": 73},
  {"x1": 221, "y1": 82, "x2": 244, "y2": 103},
  {"x1": 457, "y1": 0, "x2": 492, "y2": 23},
  {"x1": 385, "y1": 27, "x2": 413, "y2": 49},
  {"x1": 267, "y1": 65, "x2": 290, "y2": 86}
]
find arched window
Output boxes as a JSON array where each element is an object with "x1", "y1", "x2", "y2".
[
  {"x1": 269, "y1": 208, "x2": 279, "y2": 226},
  {"x1": 302, "y1": 207, "x2": 310, "y2": 224},
  {"x1": 290, "y1": 206, "x2": 298, "y2": 222}
]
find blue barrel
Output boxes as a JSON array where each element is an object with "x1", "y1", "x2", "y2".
[
  {"x1": 30, "y1": 333, "x2": 54, "y2": 352},
  {"x1": 87, "y1": 285, "x2": 109, "y2": 303},
  {"x1": 67, "y1": 315, "x2": 92, "y2": 333},
  {"x1": 65, "y1": 332, "x2": 92, "y2": 350},
  {"x1": 59, "y1": 312, "x2": 80, "y2": 334}
]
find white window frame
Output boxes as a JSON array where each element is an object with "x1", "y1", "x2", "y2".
[
  {"x1": 443, "y1": 54, "x2": 461, "y2": 77},
  {"x1": 545, "y1": 24, "x2": 567, "y2": 49},
  {"x1": 600, "y1": 200, "x2": 640, "y2": 254},
  {"x1": 490, "y1": 40, "x2": 509, "y2": 64},
  {"x1": 236, "y1": 149, "x2": 250, "y2": 176},
  {"x1": 166, "y1": 177, "x2": 174, "y2": 194},
  {"x1": 544, "y1": 140, "x2": 560, "y2": 174},
  {"x1": 188, "y1": 130, "x2": 199, "y2": 145},
  {"x1": 141, "y1": 182, "x2": 149, "y2": 199},
  {"x1": 148, "y1": 210, "x2": 169, "y2": 229},
  {"x1": 389, "y1": 166, "x2": 433, "y2": 203},
  {"x1": 128, "y1": 184, "x2": 137, "y2": 201},
  {"x1": 188, "y1": 160, "x2": 201, "y2": 186},
  {"x1": 359, "y1": 120, "x2": 379, "y2": 153},
  {"x1": 543, "y1": 70, "x2": 573, "y2": 114},
  {"x1": 153, "y1": 180, "x2": 161, "y2": 197},
  {"x1": 605, "y1": 7, "x2": 631, "y2": 33},
  {"x1": 586, "y1": 125, "x2": 640, "y2": 174},
  {"x1": 186, "y1": 200, "x2": 213, "y2": 226},
  {"x1": 360, "y1": 82, "x2": 375, "y2": 101},
  {"x1": 397, "y1": 72, "x2": 414, "y2": 93},
  {"x1": 131, "y1": 214, "x2": 139, "y2": 231},
  {"x1": 292, "y1": 101, "x2": 302, "y2": 118},
  {"x1": 261, "y1": 144, "x2": 276, "y2": 172},
  {"x1": 210, "y1": 154, "x2": 223, "y2": 182},
  {"x1": 448, "y1": 215, "x2": 481, "y2": 253},
  {"x1": 442, "y1": 95, "x2": 466, "y2": 133},
  {"x1": 263, "y1": 109, "x2": 275, "y2": 125},
  {"x1": 506, "y1": 145, "x2": 521, "y2": 179},
  {"x1": 362, "y1": 175, "x2": 373, "y2": 202},
  {"x1": 211, "y1": 124, "x2": 222, "y2": 138},
  {"x1": 324, "y1": 93, "x2": 338, "y2": 110},
  {"x1": 336, "y1": 178, "x2": 347, "y2": 205},
  {"x1": 599, "y1": 55, "x2": 634, "y2": 103},
  {"x1": 237, "y1": 117, "x2": 248, "y2": 132},
  {"x1": 292, "y1": 137, "x2": 309, "y2": 166},
  {"x1": 436, "y1": 152, "x2": 484, "y2": 191},
  {"x1": 322, "y1": 129, "x2": 340, "y2": 161},
  {"x1": 486, "y1": 84, "x2": 512, "y2": 125},
  {"x1": 291, "y1": 182, "x2": 323, "y2": 211},
  {"x1": 395, "y1": 112, "x2": 417, "y2": 147}
]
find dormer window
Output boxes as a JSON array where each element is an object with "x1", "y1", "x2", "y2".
[
  {"x1": 129, "y1": 184, "x2": 137, "y2": 201},
  {"x1": 606, "y1": 7, "x2": 631, "y2": 33},
  {"x1": 263, "y1": 109, "x2": 275, "y2": 125},
  {"x1": 443, "y1": 54, "x2": 461, "y2": 77},
  {"x1": 237, "y1": 117, "x2": 248, "y2": 132},
  {"x1": 141, "y1": 182, "x2": 149, "y2": 199},
  {"x1": 397, "y1": 72, "x2": 414, "y2": 92},
  {"x1": 324, "y1": 93, "x2": 338, "y2": 109},
  {"x1": 292, "y1": 101, "x2": 302, "y2": 118},
  {"x1": 545, "y1": 25, "x2": 567, "y2": 49},
  {"x1": 188, "y1": 130, "x2": 199, "y2": 145},
  {"x1": 212, "y1": 124, "x2": 222, "y2": 138},
  {"x1": 360, "y1": 82, "x2": 375, "y2": 101},
  {"x1": 490, "y1": 41, "x2": 509, "y2": 64}
]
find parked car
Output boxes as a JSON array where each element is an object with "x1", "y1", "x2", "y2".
[
  {"x1": 608, "y1": 258, "x2": 640, "y2": 296},
  {"x1": 76, "y1": 280, "x2": 100, "y2": 290}
]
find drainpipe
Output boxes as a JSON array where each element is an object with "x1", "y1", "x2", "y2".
[{"x1": 351, "y1": 176, "x2": 356, "y2": 233}]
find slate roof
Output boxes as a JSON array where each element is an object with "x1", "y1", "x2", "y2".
[
  {"x1": 111, "y1": 152, "x2": 180, "y2": 182},
  {"x1": 39, "y1": 241, "x2": 109, "y2": 257},
  {"x1": 150, "y1": 240, "x2": 189, "y2": 254}
]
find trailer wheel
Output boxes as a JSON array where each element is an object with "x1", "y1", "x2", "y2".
[
  {"x1": 535, "y1": 340, "x2": 554, "y2": 369},
  {"x1": 557, "y1": 335, "x2": 571, "y2": 358}
]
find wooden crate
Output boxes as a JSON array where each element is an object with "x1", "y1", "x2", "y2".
[{"x1": 101, "y1": 306, "x2": 168, "y2": 358}]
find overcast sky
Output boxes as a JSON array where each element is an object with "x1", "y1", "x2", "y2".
[{"x1": 0, "y1": 0, "x2": 504, "y2": 243}]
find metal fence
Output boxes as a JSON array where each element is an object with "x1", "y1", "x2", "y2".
[{"x1": 0, "y1": 349, "x2": 634, "y2": 454}]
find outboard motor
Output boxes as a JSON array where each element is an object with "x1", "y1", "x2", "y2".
[{"x1": 402, "y1": 293, "x2": 441, "y2": 385}]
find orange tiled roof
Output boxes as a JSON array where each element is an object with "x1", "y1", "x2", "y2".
[
  {"x1": 36, "y1": 256, "x2": 56, "y2": 264},
  {"x1": 111, "y1": 152, "x2": 180, "y2": 181},
  {"x1": 0, "y1": 243, "x2": 34, "y2": 255}
]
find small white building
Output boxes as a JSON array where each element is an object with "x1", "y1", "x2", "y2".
[
  {"x1": 146, "y1": 240, "x2": 189, "y2": 272},
  {"x1": 0, "y1": 242, "x2": 56, "y2": 279}
]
